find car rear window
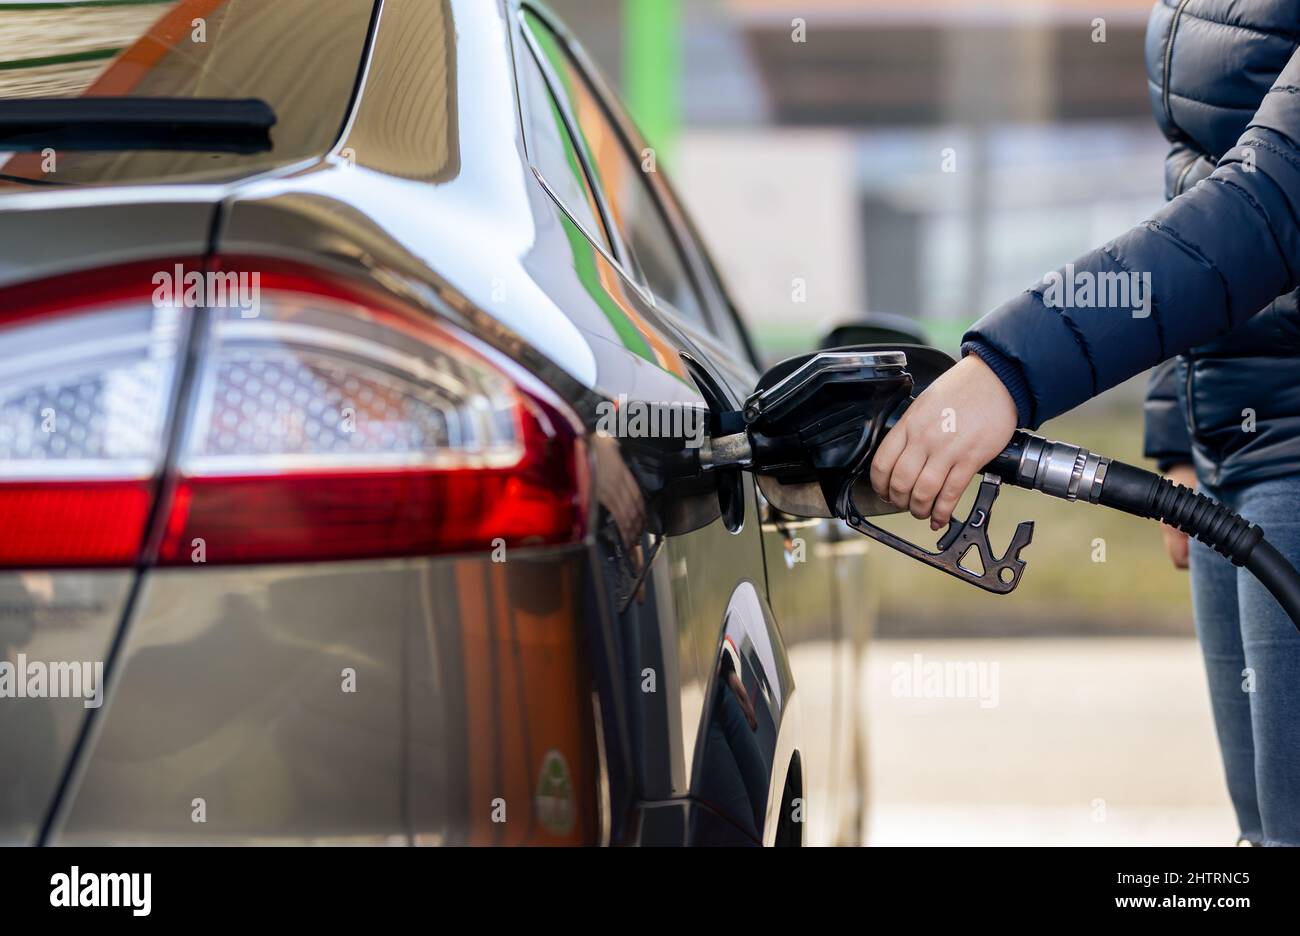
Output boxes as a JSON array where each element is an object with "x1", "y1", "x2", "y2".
[{"x1": 0, "y1": 0, "x2": 375, "y2": 187}]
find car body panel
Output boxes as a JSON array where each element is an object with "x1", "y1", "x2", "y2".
[
  {"x1": 0, "y1": 572, "x2": 129, "y2": 844},
  {"x1": 0, "y1": 193, "x2": 217, "y2": 289},
  {"x1": 757, "y1": 496, "x2": 842, "y2": 843},
  {"x1": 52, "y1": 550, "x2": 600, "y2": 846}
]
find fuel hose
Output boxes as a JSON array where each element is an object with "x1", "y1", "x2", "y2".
[{"x1": 986, "y1": 431, "x2": 1300, "y2": 632}]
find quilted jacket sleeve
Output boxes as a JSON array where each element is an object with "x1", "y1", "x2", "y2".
[{"x1": 961, "y1": 49, "x2": 1300, "y2": 430}]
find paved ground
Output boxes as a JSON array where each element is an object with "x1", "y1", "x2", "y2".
[{"x1": 862, "y1": 637, "x2": 1238, "y2": 846}]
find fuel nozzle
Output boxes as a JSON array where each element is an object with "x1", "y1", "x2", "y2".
[
  {"x1": 697, "y1": 431, "x2": 752, "y2": 470},
  {"x1": 714, "y1": 346, "x2": 1035, "y2": 593},
  {"x1": 703, "y1": 342, "x2": 1300, "y2": 630}
]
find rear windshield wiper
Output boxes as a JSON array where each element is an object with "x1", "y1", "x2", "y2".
[{"x1": 0, "y1": 97, "x2": 276, "y2": 154}]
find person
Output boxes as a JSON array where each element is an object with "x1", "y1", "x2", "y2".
[{"x1": 870, "y1": 2, "x2": 1300, "y2": 846}]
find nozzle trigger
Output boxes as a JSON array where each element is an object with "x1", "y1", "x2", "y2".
[{"x1": 840, "y1": 473, "x2": 1034, "y2": 595}]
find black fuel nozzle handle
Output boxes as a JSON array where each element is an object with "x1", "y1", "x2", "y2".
[
  {"x1": 829, "y1": 397, "x2": 1034, "y2": 594},
  {"x1": 839, "y1": 472, "x2": 1034, "y2": 594},
  {"x1": 849, "y1": 401, "x2": 1100, "y2": 592}
]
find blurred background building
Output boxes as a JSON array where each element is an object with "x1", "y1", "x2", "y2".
[{"x1": 552, "y1": 0, "x2": 1165, "y2": 354}]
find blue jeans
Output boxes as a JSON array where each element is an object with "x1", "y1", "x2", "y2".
[{"x1": 1190, "y1": 475, "x2": 1300, "y2": 845}]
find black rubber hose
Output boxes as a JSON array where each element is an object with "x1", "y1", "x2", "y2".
[
  {"x1": 1245, "y1": 540, "x2": 1300, "y2": 633},
  {"x1": 1095, "y1": 461, "x2": 1300, "y2": 634},
  {"x1": 1096, "y1": 462, "x2": 1262, "y2": 563}
]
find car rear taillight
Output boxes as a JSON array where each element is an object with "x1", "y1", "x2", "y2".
[
  {"x1": 0, "y1": 259, "x2": 588, "y2": 568},
  {"x1": 157, "y1": 261, "x2": 587, "y2": 565},
  {"x1": 0, "y1": 283, "x2": 184, "y2": 567}
]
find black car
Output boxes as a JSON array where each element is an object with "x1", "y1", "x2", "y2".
[{"x1": 0, "y1": 0, "x2": 874, "y2": 846}]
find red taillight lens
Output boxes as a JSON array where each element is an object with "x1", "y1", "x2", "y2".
[
  {"x1": 0, "y1": 480, "x2": 153, "y2": 567},
  {"x1": 0, "y1": 258, "x2": 588, "y2": 569},
  {"x1": 0, "y1": 276, "x2": 185, "y2": 568},
  {"x1": 154, "y1": 260, "x2": 587, "y2": 566},
  {"x1": 157, "y1": 397, "x2": 585, "y2": 565}
]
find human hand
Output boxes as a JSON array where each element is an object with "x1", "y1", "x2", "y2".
[
  {"x1": 1159, "y1": 463, "x2": 1197, "y2": 569},
  {"x1": 869, "y1": 353, "x2": 1018, "y2": 530}
]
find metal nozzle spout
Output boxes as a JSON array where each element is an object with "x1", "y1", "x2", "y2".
[{"x1": 700, "y1": 431, "x2": 752, "y2": 469}]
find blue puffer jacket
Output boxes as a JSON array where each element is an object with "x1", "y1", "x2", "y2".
[{"x1": 963, "y1": 0, "x2": 1300, "y2": 488}]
